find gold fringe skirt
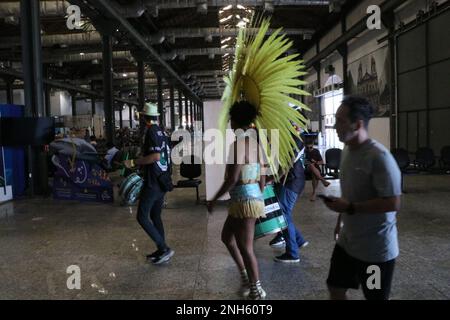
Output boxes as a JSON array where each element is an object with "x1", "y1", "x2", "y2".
[
  {"x1": 228, "y1": 199, "x2": 265, "y2": 219},
  {"x1": 228, "y1": 184, "x2": 265, "y2": 219}
]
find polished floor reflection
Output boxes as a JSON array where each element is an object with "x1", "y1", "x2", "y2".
[{"x1": 0, "y1": 173, "x2": 449, "y2": 299}]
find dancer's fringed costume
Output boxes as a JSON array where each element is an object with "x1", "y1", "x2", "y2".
[{"x1": 219, "y1": 16, "x2": 311, "y2": 218}]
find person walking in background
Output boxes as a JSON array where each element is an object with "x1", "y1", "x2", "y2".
[
  {"x1": 269, "y1": 124, "x2": 309, "y2": 262},
  {"x1": 305, "y1": 141, "x2": 330, "y2": 201}
]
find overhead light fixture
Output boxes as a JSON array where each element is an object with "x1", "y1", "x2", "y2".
[
  {"x1": 205, "y1": 34, "x2": 213, "y2": 42},
  {"x1": 264, "y1": 1, "x2": 274, "y2": 12},
  {"x1": 197, "y1": 2, "x2": 207, "y2": 14},
  {"x1": 223, "y1": 5, "x2": 232, "y2": 10},
  {"x1": 150, "y1": 34, "x2": 165, "y2": 44},
  {"x1": 221, "y1": 44, "x2": 228, "y2": 49},
  {"x1": 149, "y1": 5, "x2": 159, "y2": 17},
  {"x1": 165, "y1": 52, "x2": 177, "y2": 60},
  {"x1": 4, "y1": 16, "x2": 19, "y2": 26},
  {"x1": 122, "y1": 73, "x2": 128, "y2": 77},
  {"x1": 79, "y1": 52, "x2": 85, "y2": 56},
  {"x1": 221, "y1": 37, "x2": 232, "y2": 43},
  {"x1": 237, "y1": 4, "x2": 246, "y2": 10},
  {"x1": 329, "y1": 0, "x2": 343, "y2": 13},
  {"x1": 219, "y1": 15, "x2": 232, "y2": 23}
]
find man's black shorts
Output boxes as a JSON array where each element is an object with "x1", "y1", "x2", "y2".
[{"x1": 326, "y1": 244, "x2": 396, "y2": 300}]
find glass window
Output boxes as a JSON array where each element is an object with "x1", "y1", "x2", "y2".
[{"x1": 323, "y1": 88, "x2": 344, "y2": 150}]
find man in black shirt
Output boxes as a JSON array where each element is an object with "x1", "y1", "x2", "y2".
[
  {"x1": 305, "y1": 142, "x2": 330, "y2": 201},
  {"x1": 124, "y1": 102, "x2": 174, "y2": 265},
  {"x1": 270, "y1": 128, "x2": 309, "y2": 263}
]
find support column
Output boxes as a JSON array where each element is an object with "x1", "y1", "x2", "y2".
[
  {"x1": 102, "y1": 34, "x2": 114, "y2": 145},
  {"x1": 178, "y1": 89, "x2": 183, "y2": 129},
  {"x1": 20, "y1": 0, "x2": 44, "y2": 117},
  {"x1": 91, "y1": 81, "x2": 96, "y2": 115},
  {"x1": 129, "y1": 105, "x2": 133, "y2": 128},
  {"x1": 43, "y1": 66, "x2": 50, "y2": 116},
  {"x1": 338, "y1": 17, "x2": 349, "y2": 95},
  {"x1": 5, "y1": 77, "x2": 14, "y2": 104},
  {"x1": 157, "y1": 75, "x2": 164, "y2": 125},
  {"x1": 200, "y1": 102, "x2": 204, "y2": 133},
  {"x1": 137, "y1": 60, "x2": 146, "y2": 134},
  {"x1": 193, "y1": 103, "x2": 197, "y2": 130},
  {"x1": 20, "y1": 0, "x2": 46, "y2": 196},
  {"x1": 184, "y1": 96, "x2": 189, "y2": 129},
  {"x1": 44, "y1": 85, "x2": 50, "y2": 117},
  {"x1": 119, "y1": 105, "x2": 123, "y2": 128},
  {"x1": 382, "y1": 10, "x2": 397, "y2": 149},
  {"x1": 313, "y1": 62, "x2": 322, "y2": 136},
  {"x1": 170, "y1": 86, "x2": 175, "y2": 131},
  {"x1": 337, "y1": 44, "x2": 348, "y2": 94},
  {"x1": 189, "y1": 100, "x2": 194, "y2": 130},
  {"x1": 71, "y1": 92, "x2": 77, "y2": 117},
  {"x1": 89, "y1": 82, "x2": 97, "y2": 136}
]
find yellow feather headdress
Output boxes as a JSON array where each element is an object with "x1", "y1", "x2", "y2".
[{"x1": 219, "y1": 16, "x2": 311, "y2": 181}]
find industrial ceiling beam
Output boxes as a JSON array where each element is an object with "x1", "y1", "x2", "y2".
[
  {"x1": 89, "y1": 0, "x2": 202, "y2": 104},
  {"x1": 0, "y1": 32, "x2": 103, "y2": 49},
  {"x1": 158, "y1": 27, "x2": 315, "y2": 39},
  {"x1": 0, "y1": 31, "x2": 170, "y2": 49},
  {"x1": 0, "y1": 1, "x2": 70, "y2": 18},
  {"x1": 161, "y1": 47, "x2": 235, "y2": 60},
  {"x1": 186, "y1": 70, "x2": 227, "y2": 77},
  {"x1": 0, "y1": 68, "x2": 137, "y2": 105},
  {"x1": 0, "y1": 26, "x2": 314, "y2": 49},
  {"x1": 38, "y1": 47, "x2": 235, "y2": 63},
  {"x1": 146, "y1": 0, "x2": 329, "y2": 10},
  {"x1": 43, "y1": 50, "x2": 133, "y2": 63}
]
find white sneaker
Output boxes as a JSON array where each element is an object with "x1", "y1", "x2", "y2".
[
  {"x1": 152, "y1": 248, "x2": 174, "y2": 265},
  {"x1": 239, "y1": 284, "x2": 250, "y2": 298},
  {"x1": 247, "y1": 287, "x2": 266, "y2": 300},
  {"x1": 299, "y1": 241, "x2": 309, "y2": 249}
]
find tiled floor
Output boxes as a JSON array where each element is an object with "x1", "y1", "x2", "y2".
[{"x1": 0, "y1": 172, "x2": 449, "y2": 299}]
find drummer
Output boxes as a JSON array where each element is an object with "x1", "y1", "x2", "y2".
[
  {"x1": 124, "y1": 102, "x2": 174, "y2": 265},
  {"x1": 269, "y1": 123, "x2": 309, "y2": 263}
]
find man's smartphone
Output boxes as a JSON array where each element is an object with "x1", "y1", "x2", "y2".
[{"x1": 317, "y1": 194, "x2": 335, "y2": 202}]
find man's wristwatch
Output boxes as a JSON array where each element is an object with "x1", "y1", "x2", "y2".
[{"x1": 347, "y1": 202, "x2": 355, "y2": 215}]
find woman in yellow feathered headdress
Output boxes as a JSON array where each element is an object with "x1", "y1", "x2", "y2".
[
  {"x1": 207, "y1": 15, "x2": 310, "y2": 300},
  {"x1": 219, "y1": 16, "x2": 311, "y2": 178}
]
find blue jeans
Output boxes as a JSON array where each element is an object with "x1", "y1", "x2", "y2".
[
  {"x1": 276, "y1": 184, "x2": 306, "y2": 259},
  {"x1": 137, "y1": 186, "x2": 167, "y2": 251}
]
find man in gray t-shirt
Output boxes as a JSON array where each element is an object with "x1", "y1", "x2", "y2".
[{"x1": 322, "y1": 96, "x2": 402, "y2": 300}]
